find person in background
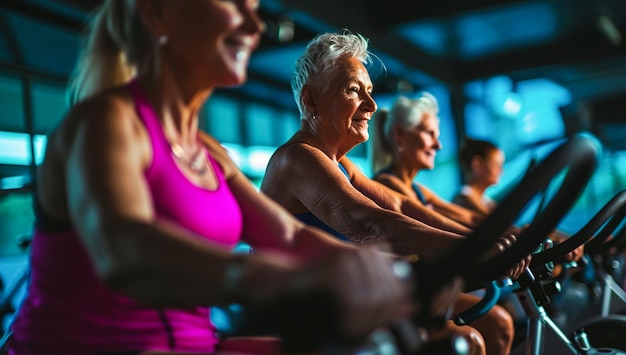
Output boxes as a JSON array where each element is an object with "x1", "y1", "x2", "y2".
[
  {"x1": 370, "y1": 94, "x2": 519, "y2": 355},
  {"x1": 371, "y1": 94, "x2": 485, "y2": 229},
  {"x1": 453, "y1": 137, "x2": 584, "y2": 263},
  {"x1": 7, "y1": 2, "x2": 416, "y2": 354},
  {"x1": 453, "y1": 136, "x2": 586, "y2": 335},
  {"x1": 453, "y1": 138, "x2": 504, "y2": 216},
  {"x1": 261, "y1": 30, "x2": 530, "y2": 355}
]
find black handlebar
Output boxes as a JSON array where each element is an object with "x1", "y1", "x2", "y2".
[
  {"x1": 585, "y1": 199, "x2": 626, "y2": 255},
  {"x1": 417, "y1": 135, "x2": 599, "y2": 293},
  {"x1": 530, "y1": 189, "x2": 626, "y2": 266},
  {"x1": 242, "y1": 135, "x2": 600, "y2": 354}
]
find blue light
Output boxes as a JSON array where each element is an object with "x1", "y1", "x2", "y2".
[{"x1": 0, "y1": 131, "x2": 47, "y2": 165}]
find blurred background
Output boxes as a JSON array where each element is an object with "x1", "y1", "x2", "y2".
[{"x1": 0, "y1": 0, "x2": 625, "y2": 291}]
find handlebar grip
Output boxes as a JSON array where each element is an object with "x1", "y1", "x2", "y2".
[{"x1": 453, "y1": 280, "x2": 502, "y2": 326}]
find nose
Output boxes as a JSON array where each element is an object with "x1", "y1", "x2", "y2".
[
  {"x1": 363, "y1": 91, "x2": 377, "y2": 113},
  {"x1": 242, "y1": 3, "x2": 266, "y2": 36},
  {"x1": 434, "y1": 138, "x2": 443, "y2": 150}
]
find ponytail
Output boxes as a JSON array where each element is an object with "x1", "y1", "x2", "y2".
[
  {"x1": 370, "y1": 108, "x2": 393, "y2": 174},
  {"x1": 67, "y1": 0, "x2": 148, "y2": 107},
  {"x1": 370, "y1": 93, "x2": 440, "y2": 175}
]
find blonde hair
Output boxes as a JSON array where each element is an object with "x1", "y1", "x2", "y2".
[
  {"x1": 67, "y1": 0, "x2": 152, "y2": 106},
  {"x1": 370, "y1": 92, "x2": 439, "y2": 173}
]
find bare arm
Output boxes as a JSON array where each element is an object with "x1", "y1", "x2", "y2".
[
  {"x1": 341, "y1": 158, "x2": 472, "y2": 235},
  {"x1": 417, "y1": 183, "x2": 484, "y2": 228},
  {"x1": 452, "y1": 193, "x2": 492, "y2": 217},
  {"x1": 63, "y1": 96, "x2": 304, "y2": 308},
  {"x1": 262, "y1": 144, "x2": 464, "y2": 262},
  {"x1": 199, "y1": 133, "x2": 359, "y2": 260}
]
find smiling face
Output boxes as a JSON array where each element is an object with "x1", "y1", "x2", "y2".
[
  {"x1": 312, "y1": 56, "x2": 377, "y2": 148},
  {"x1": 155, "y1": 0, "x2": 264, "y2": 87},
  {"x1": 398, "y1": 113, "x2": 442, "y2": 170}
]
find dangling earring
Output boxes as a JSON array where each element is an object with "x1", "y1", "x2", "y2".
[{"x1": 158, "y1": 35, "x2": 168, "y2": 46}]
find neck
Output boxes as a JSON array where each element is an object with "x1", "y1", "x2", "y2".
[
  {"x1": 296, "y1": 124, "x2": 353, "y2": 163},
  {"x1": 388, "y1": 160, "x2": 419, "y2": 188},
  {"x1": 466, "y1": 178, "x2": 489, "y2": 196},
  {"x1": 138, "y1": 65, "x2": 213, "y2": 146}
]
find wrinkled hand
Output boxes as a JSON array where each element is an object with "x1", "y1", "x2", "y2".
[
  {"x1": 480, "y1": 234, "x2": 516, "y2": 261},
  {"x1": 550, "y1": 232, "x2": 585, "y2": 262},
  {"x1": 310, "y1": 246, "x2": 416, "y2": 339},
  {"x1": 481, "y1": 234, "x2": 531, "y2": 280},
  {"x1": 506, "y1": 253, "x2": 532, "y2": 280},
  {"x1": 563, "y1": 244, "x2": 584, "y2": 262}
]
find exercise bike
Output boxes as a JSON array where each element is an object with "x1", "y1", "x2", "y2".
[
  {"x1": 236, "y1": 134, "x2": 599, "y2": 354},
  {"x1": 466, "y1": 188, "x2": 626, "y2": 354},
  {"x1": 564, "y1": 191, "x2": 626, "y2": 351}
]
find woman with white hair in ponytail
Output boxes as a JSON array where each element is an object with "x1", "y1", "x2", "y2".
[
  {"x1": 8, "y1": 1, "x2": 416, "y2": 354},
  {"x1": 371, "y1": 94, "x2": 519, "y2": 355},
  {"x1": 371, "y1": 93, "x2": 484, "y2": 228}
]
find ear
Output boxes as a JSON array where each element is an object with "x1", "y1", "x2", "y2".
[
  {"x1": 301, "y1": 84, "x2": 318, "y2": 116},
  {"x1": 470, "y1": 156, "x2": 482, "y2": 172},
  {"x1": 392, "y1": 125, "x2": 406, "y2": 149}
]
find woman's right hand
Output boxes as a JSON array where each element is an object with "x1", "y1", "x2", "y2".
[
  {"x1": 481, "y1": 234, "x2": 531, "y2": 280},
  {"x1": 240, "y1": 245, "x2": 416, "y2": 345},
  {"x1": 306, "y1": 246, "x2": 417, "y2": 339}
]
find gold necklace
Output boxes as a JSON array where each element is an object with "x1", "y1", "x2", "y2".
[{"x1": 171, "y1": 143, "x2": 208, "y2": 175}]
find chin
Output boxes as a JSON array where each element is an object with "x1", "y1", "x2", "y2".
[
  {"x1": 351, "y1": 130, "x2": 369, "y2": 143},
  {"x1": 220, "y1": 75, "x2": 247, "y2": 87},
  {"x1": 220, "y1": 63, "x2": 248, "y2": 86}
]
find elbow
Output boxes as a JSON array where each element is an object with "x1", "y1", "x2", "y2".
[
  {"x1": 94, "y1": 243, "x2": 145, "y2": 296},
  {"x1": 98, "y1": 254, "x2": 163, "y2": 305},
  {"x1": 86, "y1": 222, "x2": 153, "y2": 299},
  {"x1": 102, "y1": 263, "x2": 157, "y2": 304}
]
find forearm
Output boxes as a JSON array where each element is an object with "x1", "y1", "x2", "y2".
[
  {"x1": 253, "y1": 222, "x2": 357, "y2": 262},
  {"x1": 341, "y1": 210, "x2": 465, "y2": 262},
  {"x1": 92, "y1": 219, "x2": 299, "y2": 308},
  {"x1": 434, "y1": 205, "x2": 480, "y2": 229},
  {"x1": 400, "y1": 200, "x2": 473, "y2": 235},
  {"x1": 289, "y1": 224, "x2": 357, "y2": 257}
]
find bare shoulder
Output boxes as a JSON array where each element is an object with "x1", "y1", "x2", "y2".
[
  {"x1": 264, "y1": 141, "x2": 335, "y2": 182},
  {"x1": 261, "y1": 141, "x2": 337, "y2": 210},
  {"x1": 56, "y1": 86, "x2": 143, "y2": 155}
]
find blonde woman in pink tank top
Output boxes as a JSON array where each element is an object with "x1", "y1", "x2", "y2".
[{"x1": 8, "y1": 1, "x2": 416, "y2": 354}]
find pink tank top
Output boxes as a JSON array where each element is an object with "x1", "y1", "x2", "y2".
[{"x1": 9, "y1": 79, "x2": 243, "y2": 354}]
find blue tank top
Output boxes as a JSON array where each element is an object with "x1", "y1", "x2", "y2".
[
  {"x1": 375, "y1": 167, "x2": 428, "y2": 205},
  {"x1": 294, "y1": 163, "x2": 351, "y2": 242}
]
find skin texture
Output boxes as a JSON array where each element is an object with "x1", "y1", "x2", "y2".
[
  {"x1": 374, "y1": 113, "x2": 484, "y2": 228},
  {"x1": 261, "y1": 56, "x2": 530, "y2": 354},
  {"x1": 28, "y1": 1, "x2": 416, "y2": 353},
  {"x1": 261, "y1": 57, "x2": 469, "y2": 261}
]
